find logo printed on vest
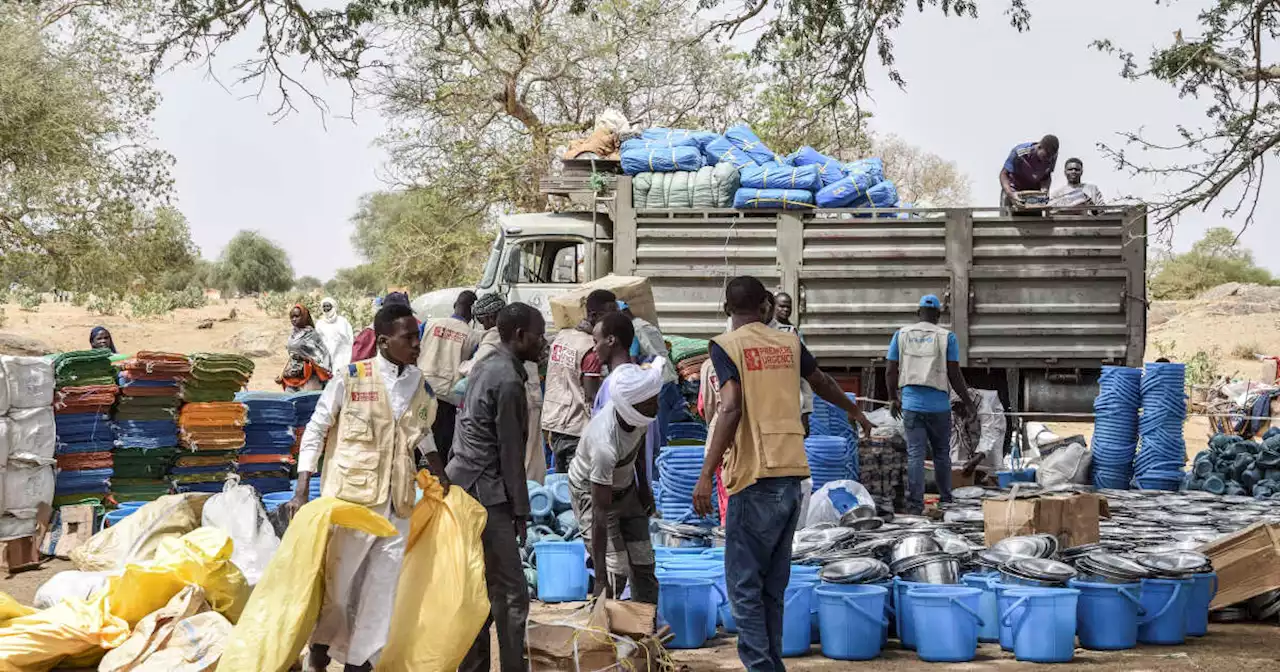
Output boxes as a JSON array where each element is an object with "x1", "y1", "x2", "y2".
[
  {"x1": 417, "y1": 406, "x2": 431, "y2": 421},
  {"x1": 743, "y1": 346, "x2": 794, "y2": 371},
  {"x1": 549, "y1": 343, "x2": 579, "y2": 367},
  {"x1": 351, "y1": 391, "x2": 380, "y2": 402},
  {"x1": 431, "y1": 325, "x2": 468, "y2": 344},
  {"x1": 905, "y1": 333, "x2": 936, "y2": 346}
]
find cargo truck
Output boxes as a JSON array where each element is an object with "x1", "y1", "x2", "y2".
[{"x1": 413, "y1": 165, "x2": 1147, "y2": 417}]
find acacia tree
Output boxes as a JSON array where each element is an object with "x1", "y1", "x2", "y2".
[
  {"x1": 219, "y1": 231, "x2": 295, "y2": 293},
  {"x1": 872, "y1": 135, "x2": 972, "y2": 206},
  {"x1": 1149, "y1": 227, "x2": 1274, "y2": 299}
]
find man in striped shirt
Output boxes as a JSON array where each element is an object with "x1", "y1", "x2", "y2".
[{"x1": 1000, "y1": 135, "x2": 1059, "y2": 207}]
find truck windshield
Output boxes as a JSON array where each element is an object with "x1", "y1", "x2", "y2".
[{"x1": 478, "y1": 231, "x2": 504, "y2": 289}]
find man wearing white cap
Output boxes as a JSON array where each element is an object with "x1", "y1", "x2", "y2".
[
  {"x1": 886, "y1": 294, "x2": 976, "y2": 514},
  {"x1": 569, "y1": 352, "x2": 665, "y2": 603}
]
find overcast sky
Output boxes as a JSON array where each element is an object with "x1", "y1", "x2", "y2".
[{"x1": 150, "y1": 0, "x2": 1275, "y2": 281}]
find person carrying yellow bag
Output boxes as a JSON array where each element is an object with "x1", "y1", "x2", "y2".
[{"x1": 376, "y1": 470, "x2": 490, "y2": 671}]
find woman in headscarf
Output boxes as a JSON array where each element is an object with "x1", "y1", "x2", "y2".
[
  {"x1": 89, "y1": 326, "x2": 117, "y2": 353},
  {"x1": 316, "y1": 296, "x2": 355, "y2": 373},
  {"x1": 567, "y1": 359, "x2": 664, "y2": 602},
  {"x1": 277, "y1": 304, "x2": 333, "y2": 391}
]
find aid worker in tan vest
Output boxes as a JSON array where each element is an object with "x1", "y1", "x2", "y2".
[
  {"x1": 693, "y1": 276, "x2": 873, "y2": 672},
  {"x1": 417, "y1": 290, "x2": 478, "y2": 463},
  {"x1": 542, "y1": 289, "x2": 615, "y2": 471},
  {"x1": 290, "y1": 302, "x2": 449, "y2": 672}
]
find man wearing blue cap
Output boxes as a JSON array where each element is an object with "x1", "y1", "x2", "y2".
[{"x1": 887, "y1": 294, "x2": 976, "y2": 514}]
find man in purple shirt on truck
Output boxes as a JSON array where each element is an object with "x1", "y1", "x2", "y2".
[{"x1": 1000, "y1": 134, "x2": 1059, "y2": 207}]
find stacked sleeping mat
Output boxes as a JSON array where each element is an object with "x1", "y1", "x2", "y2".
[
  {"x1": 51, "y1": 351, "x2": 117, "y2": 507},
  {"x1": 289, "y1": 391, "x2": 323, "y2": 476},
  {"x1": 182, "y1": 353, "x2": 254, "y2": 403},
  {"x1": 176, "y1": 401, "x2": 248, "y2": 493},
  {"x1": 236, "y1": 392, "x2": 297, "y2": 494},
  {"x1": 113, "y1": 352, "x2": 189, "y2": 503}
]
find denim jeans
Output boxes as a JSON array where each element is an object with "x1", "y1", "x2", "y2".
[
  {"x1": 903, "y1": 410, "x2": 953, "y2": 513},
  {"x1": 725, "y1": 477, "x2": 803, "y2": 671}
]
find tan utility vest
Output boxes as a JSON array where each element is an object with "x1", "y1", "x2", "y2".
[
  {"x1": 541, "y1": 328, "x2": 595, "y2": 437},
  {"x1": 896, "y1": 321, "x2": 950, "y2": 391},
  {"x1": 321, "y1": 358, "x2": 437, "y2": 518},
  {"x1": 712, "y1": 322, "x2": 809, "y2": 495},
  {"x1": 418, "y1": 316, "x2": 471, "y2": 406}
]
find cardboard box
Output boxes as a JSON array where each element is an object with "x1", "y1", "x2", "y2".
[
  {"x1": 1199, "y1": 522, "x2": 1280, "y2": 610},
  {"x1": 529, "y1": 598, "x2": 662, "y2": 671},
  {"x1": 550, "y1": 275, "x2": 658, "y2": 330},
  {"x1": 983, "y1": 492, "x2": 1109, "y2": 549}
]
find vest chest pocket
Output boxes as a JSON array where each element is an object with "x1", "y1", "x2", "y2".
[
  {"x1": 341, "y1": 408, "x2": 375, "y2": 441},
  {"x1": 757, "y1": 418, "x2": 807, "y2": 469}
]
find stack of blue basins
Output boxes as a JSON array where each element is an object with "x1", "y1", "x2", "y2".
[
  {"x1": 236, "y1": 392, "x2": 297, "y2": 495},
  {"x1": 810, "y1": 393, "x2": 860, "y2": 481},
  {"x1": 1135, "y1": 362, "x2": 1188, "y2": 490},
  {"x1": 1091, "y1": 366, "x2": 1141, "y2": 489},
  {"x1": 657, "y1": 446, "x2": 718, "y2": 522},
  {"x1": 806, "y1": 435, "x2": 855, "y2": 492},
  {"x1": 657, "y1": 423, "x2": 709, "y2": 506}
]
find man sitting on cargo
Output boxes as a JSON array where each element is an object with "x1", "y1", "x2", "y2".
[
  {"x1": 542, "y1": 289, "x2": 615, "y2": 471},
  {"x1": 887, "y1": 294, "x2": 977, "y2": 515},
  {"x1": 1049, "y1": 158, "x2": 1105, "y2": 207},
  {"x1": 999, "y1": 134, "x2": 1059, "y2": 207}
]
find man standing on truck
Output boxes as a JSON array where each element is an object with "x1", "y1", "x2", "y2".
[
  {"x1": 543, "y1": 289, "x2": 615, "y2": 471},
  {"x1": 999, "y1": 134, "x2": 1059, "y2": 207},
  {"x1": 886, "y1": 294, "x2": 977, "y2": 515},
  {"x1": 417, "y1": 290, "x2": 478, "y2": 463},
  {"x1": 1049, "y1": 158, "x2": 1105, "y2": 207},
  {"x1": 771, "y1": 292, "x2": 815, "y2": 435},
  {"x1": 692, "y1": 276, "x2": 874, "y2": 672}
]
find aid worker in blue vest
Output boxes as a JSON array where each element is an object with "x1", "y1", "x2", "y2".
[{"x1": 886, "y1": 294, "x2": 976, "y2": 514}]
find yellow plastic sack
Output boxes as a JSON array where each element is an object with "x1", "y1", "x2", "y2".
[
  {"x1": 71, "y1": 493, "x2": 210, "y2": 572},
  {"x1": 217, "y1": 496, "x2": 398, "y2": 672},
  {"x1": 0, "y1": 591, "x2": 129, "y2": 672},
  {"x1": 377, "y1": 471, "x2": 490, "y2": 671},
  {"x1": 105, "y1": 526, "x2": 250, "y2": 626},
  {"x1": 99, "y1": 584, "x2": 231, "y2": 672},
  {"x1": 0, "y1": 592, "x2": 36, "y2": 627}
]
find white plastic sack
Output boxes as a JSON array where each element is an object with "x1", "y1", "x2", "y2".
[
  {"x1": 0, "y1": 416, "x2": 11, "y2": 465},
  {"x1": 0, "y1": 510, "x2": 35, "y2": 540},
  {"x1": 2, "y1": 455, "x2": 55, "y2": 517},
  {"x1": 1, "y1": 355, "x2": 54, "y2": 409},
  {"x1": 1036, "y1": 441, "x2": 1092, "y2": 487},
  {"x1": 0, "y1": 363, "x2": 9, "y2": 415},
  {"x1": 797, "y1": 477, "x2": 813, "y2": 528},
  {"x1": 803, "y1": 479, "x2": 876, "y2": 528},
  {"x1": 8, "y1": 406, "x2": 55, "y2": 460},
  {"x1": 33, "y1": 570, "x2": 111, "y2": 609},
  {"x1": 866, "y1": 408, "x2": 904, "y2": 440},
  {"x1": 201, "y1": 477, "x2": 280, "y2": 585}
]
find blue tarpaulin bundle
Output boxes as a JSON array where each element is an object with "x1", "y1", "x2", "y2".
[
  {"x1": 815, "y1": 170, "x2": 882, "y2": 208},
  {"x1": 703, "y1": 135, "x2": 756, "y2": 170},
  {"x1": 844, "y1": 158, "x2": 885, "y2": 183},
  {"x1": 789, "y1": 146, "x2": 846, "y2": 187},
  {"x1": 733, "y1": 188, "x2": 816, "y2": 210},
  {"x1": 621, "y1": 146, "x2": 706, "y2": 175},
  {"x1": 860, "y1": 180, "x2": 899, "y2": 208},
  {"x1": 739, "y1": 162, "x2": 821, "y2": 191},
  {"x1": 725, "y1": 124, "x2": 783, "y2": 165},
  {"x1": 641, "y1": 127, "x2": 718, "y2": 147},
  {"x1": 621, "y1": 136, "x2": 701, "y2": 152}
]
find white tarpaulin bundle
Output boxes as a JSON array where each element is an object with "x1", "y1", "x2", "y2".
[
  {"x1": 1, "y1": 356, "x2": 54, "y2": 409},
  {"x1": 8, "y1": 406, "x2": 55, "y2": 460},
  {"x1": 3, "y1": 455, "x2": 55, "y2": 518}
]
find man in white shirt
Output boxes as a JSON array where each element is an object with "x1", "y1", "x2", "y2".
[
  {"x1": 1049, "y1": 158, "x2": 1105, "y2": 207},
  {"x1": 289, "y1": 303, "x2": 448, "y2": 672}
]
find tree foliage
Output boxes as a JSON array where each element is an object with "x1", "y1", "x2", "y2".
[
  {"x1": 1149, "y1": 227, "x2": 1275, "y2": 299},
  {"x1": 872, "y1": 134, "x2": 971, "y2": 206},
  {"x1": 350, "y1": 188, "x2": 492, "y2": 292},
  {"x1": 219, "y1": 231, "x2": 295, "y2": 294},
  {"x1": 326, "y1": 264, "x2": 385, "y2": 295},
  {"x1": 294, "y1": 275, "x2": 323, "y2": 291}
]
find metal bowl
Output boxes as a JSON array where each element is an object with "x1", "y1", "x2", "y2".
[
  {"x1": 890, "y1": 534, "x2": 942, "y2": 564},
  {"x1": 821, "y1": 558, "x2": 891, "y2": 584},
  {"x1": 893, "y1": 552, "x2": 960, "y2": 584}
]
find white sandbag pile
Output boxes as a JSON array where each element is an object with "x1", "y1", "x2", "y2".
[{"x1": 0, "y1": 356, "x2": 57, "y2": 541}]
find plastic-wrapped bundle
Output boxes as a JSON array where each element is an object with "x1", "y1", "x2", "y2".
[
  {"x1": 631, "y1": 164, "x2": 739, "y2": 209},
  {"x1": 733, "y1": 188, "x2": 816, "y2": 210},
  {"x1": 739, "y1": 162, "x2": 821, "y2": 191},
  {"x1": 843, "y1": 157, "x2": 885, "y2": 183},
  {"x1": 621, "y1": 136, "x2": 701, "y2": 152},
  {"x1": 788, "y1": 146, "x2": 847, "y2": 187},
  {"x1": 860, "y1": 180, "x2": 899, "y2": 208},
  {"x1": 725, "y1": 124, "x2": 784, "y2": 165},
  {"x1": 621, "y1": 146, "x2": 706, "y2": 175},
  {"x1": 1091, "y1": 366, "x2": 1141, "y2": 489},
  {"x1": 641, "y1": 127, "x2": 718, "y2": 147},
  {"x1": 703, "y1": 136, "x2": 756, "y2": 170},
  {"x1": 1134, "y1": 362, "x2": 1188, "y2": 490},
  {"x1": 815, "y1": 170, "x2": 881, "y2": 208}
]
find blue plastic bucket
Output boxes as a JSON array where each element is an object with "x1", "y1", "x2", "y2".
[
  {"x1": 791, "y1": 565, "x2": 823, "y2": 643},
  {"x1": 1000, "y1": 587, "x2": 1080, "y2": 663},
  {"x1": 658, "y1": 577, "x2": 718, "y2": 649},
  {"x1": 1069, "y1": 579, "x2": 1146, "y2": 650},
  {"x1": 997, "y1": 469, "x2": 1037, "y2": 488},
  {"x1": 657, "y1": 565, "x2": 726, "y2": 637},
  {"x1": 872, "y1": 579, "x2": 894, "y2": 646},
  {"x1": 262, "y1": 492, "x2": 293, "y2": 510},
  {"x1": 1186, "y1": 572, "x2": 1218, "y2": 637},
  {"x1": 994, "y1": 582, "x2": 1018, "y2": 650},
  {"x1": 816, "y1": 584, "x2": 888, "y2": 661},
  {"x1": 962, "y1": 573, "x2": 1001, "y2": 643},
  {"x1": 1138, "y1": 578, "x2": 1191, "y2": 645},
  {"x1": 116, "y1": 501, "x2": 146, "y2": 510},
  {"x1": 893, "y1": 579, "x2": 958, "y2": 650},
  {"x1": 782, "y1": 579, "x2": 816, "y2": 657},
  {"x1": 103, "y1": 508, "x2": 135, "y2": 527},
  {"x1": 906, "y1": 586, "x2": 985, "y2": 663},
  {"x1": 655, "y1": 547, "x2": 711, "y2": 559},
  {"x1": 534, "y1": 540, "x2": 588, "y2": 602},
  {"x1": 545, "y1": 473, "x2": 568, "y2": 487}
]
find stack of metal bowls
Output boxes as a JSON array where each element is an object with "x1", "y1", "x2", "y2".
[
  {"x1": 991, "y1": 534, "x2": 1059, "y2": 559},
  {"x1": 838, "y1": 505, "x2": 883, "y2": 531},
  {"x1": 1135, "y1": 550, "x2": 1212, "y2": 579},
  {"x1": 820, "y1": 558, "x2": 892, "y2": 584},
  {"x1": 892, "y1": 552, "x2": 961, "y2": 584},
  {"x1": 999, "y1": 557, "x2": 1078, "y2": 587},
  {"x1": 1073, "y1": 552, "x2": 1153, "y2": 584}
]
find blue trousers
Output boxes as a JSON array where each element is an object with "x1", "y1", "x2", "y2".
[
  {"x1": 903, "y1": 409, "x2": 953, "y2": 513},
  {"x1": 725, "y1": 477, "x2": 803, "y2": 671}
]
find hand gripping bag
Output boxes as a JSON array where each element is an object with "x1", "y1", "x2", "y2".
[
  {"x1": 376, "y1": 471, "x2": 490, "y2": 671},
  {"x1": 216, "y1": 497, "x2": 398, "y2": 672}
]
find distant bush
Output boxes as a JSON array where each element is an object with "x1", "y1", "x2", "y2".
[
  {"x1": 1231, "y1": 342, "x2": 1261, "y2": 360},
  {"x1": 15, "y1": 287, "x2": 42, "y2": 312},
  {"x1": 1150, "y1": 227, "x2": 1276, "y2": 299},
  {"x1": 257, "y1": 291, "x2": 377, "y2": 329},
  {"x1": 87, "y1": 294, "x2": 122, "y2": 316},
  {"x1": 128, "y1": 288, "x2": 209, "y2": 318},
  {"x1": 0, "y1": 307, "x2": 6, "y2": 328}
]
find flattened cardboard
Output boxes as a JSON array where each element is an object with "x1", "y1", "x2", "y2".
[
  {"x1": 550, "y1": 276, "x2": 658, "y2": 330},
  {"x1": 1199, "y1": 521, "x2": 1280, "y2": 610}
]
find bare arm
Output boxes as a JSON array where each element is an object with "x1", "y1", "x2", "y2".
[
  {"x1": 694, "y1": 379, "x2": 742, "y2": 516},
  {"x1": 582, "y1": 374, "x2": 602, "y2": 409},
  {"x1": 999, "y1": 171, "x2": 1017, "y2": 200},
  {"x1": 589, "y1": 482, "x2": 614, "y2": 596},
  {"x1": 806, "y1": 369, "x2": 874, "y2": 437},
  {"x1": 886, "y1": 360, "x2": 900, "y2": 405}
]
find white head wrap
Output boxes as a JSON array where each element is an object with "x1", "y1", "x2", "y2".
[
  {"x1": 608, "y1": 358, "x2": 667, "y2": 427},
  {"x1": 319, "y1": 296, "x2": 339, "y2": 324}
]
